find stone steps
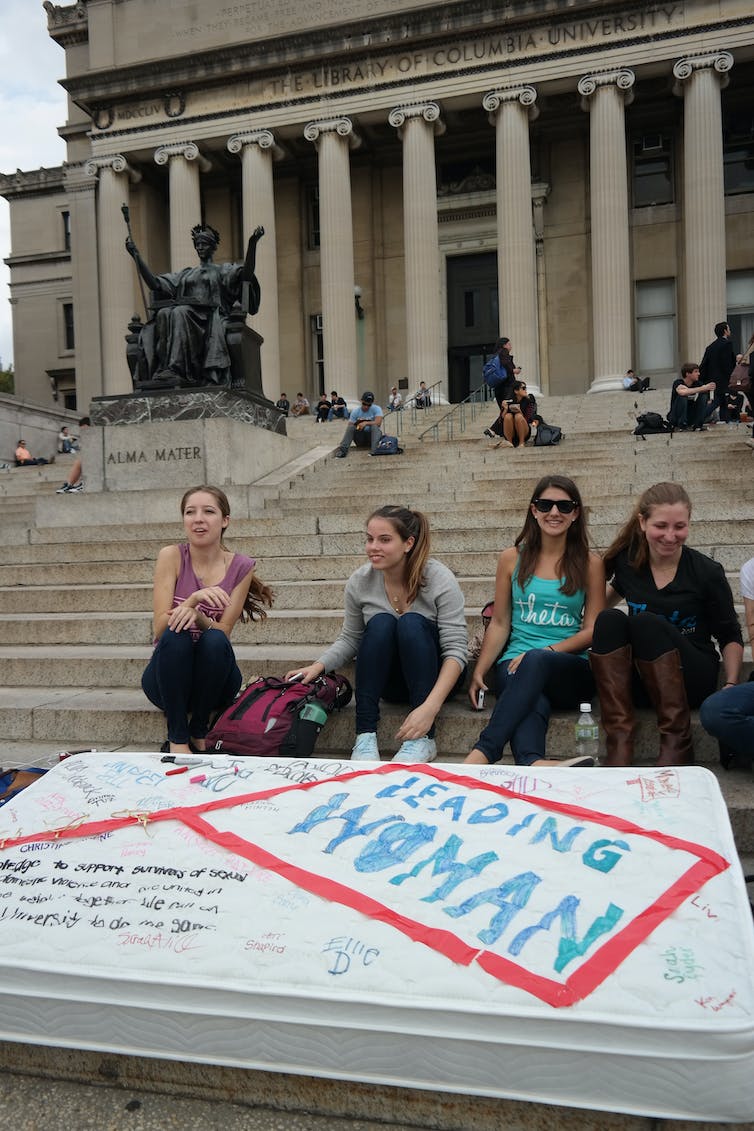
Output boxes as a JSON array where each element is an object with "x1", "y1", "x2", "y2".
[{"x1": 3, "y1": 389, "x2": 752, "y2": 869}]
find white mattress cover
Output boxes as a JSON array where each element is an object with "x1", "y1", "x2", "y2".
[{"x1": 0, "y1": 754, "x2": 752, "y2": 1122}]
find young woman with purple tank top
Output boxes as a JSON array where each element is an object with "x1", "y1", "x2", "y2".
[
  {"x1": 141, "y1": 485, "x2": 273, "y2": 756},
  {"x1": 464, "y1": 475, "x2": 605, "y2": 768}
]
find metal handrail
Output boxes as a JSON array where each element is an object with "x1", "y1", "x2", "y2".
[
  {"x1": 417, "y1": 383, "x2": 496, "y2": 442},
  {"x1": 385, "y1": 379, "x2": 444, "y2": 435}
]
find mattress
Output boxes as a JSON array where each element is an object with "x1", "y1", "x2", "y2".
[{"x1": 0, "y1": 753, "x2": 752, "y2": 1122}]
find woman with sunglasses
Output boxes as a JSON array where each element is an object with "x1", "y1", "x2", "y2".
[
  {"x1": 484, "y1": 380, "x2": 535, "y2": 448},
  {"x1": 590, "y1": 482, "x2": 742, "y2": 767},
  {"x1": 465, "y1": 475, "x2": 605, "y2": 767}
]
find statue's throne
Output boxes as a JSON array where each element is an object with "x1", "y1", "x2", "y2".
[{"x1": 126, "y1": 301, "x2": 265, "y2": 397}]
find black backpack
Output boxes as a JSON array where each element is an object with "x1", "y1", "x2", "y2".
[
  {"x1": 634, "y1": 412, "x2": 673, "y2": 438},
  {"x1": 533, "y1": 420, "x2": 563, "y2": 446}
]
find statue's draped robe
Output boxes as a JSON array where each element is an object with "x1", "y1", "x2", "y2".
[{"x1": 141, "y1": 261, "x2": 248, "y2": 385}]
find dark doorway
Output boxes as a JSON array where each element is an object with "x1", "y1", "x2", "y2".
[{"x1": 447, "y1": 252, "x2": 498, "y2": 403}]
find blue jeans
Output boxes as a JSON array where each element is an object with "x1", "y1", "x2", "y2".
[
  {"x1": 699, "y1": 683, "x2": 754, "y2": 766},
  {"x1": 338, "y1": 422, "x2": 382, "y2": 454},
  {"x1": 355, "y1": 611, "x2": 465, "y2": 737},
  {"x1": 474, "y1": 648, "x2": 594, "y2": 765},
  {"x1": 141, "y1": 627, "x2": 242, "y2": 743}
]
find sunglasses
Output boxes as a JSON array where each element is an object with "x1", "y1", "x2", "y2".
[{"x1": 533, "y1": 498, "x2": 577, "y2": 514}]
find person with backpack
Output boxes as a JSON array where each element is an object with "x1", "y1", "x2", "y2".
[
  {"x1": 286, "y1": 505, "x2": 467, "y2": 763},
  {"x1": 464, "y1": 475, "x2": 605, "y2": 768},
  {"x1": 482, "y1": 336, "x2": 517, "y2": 409},
  {"x1": 590, "y1": 482, "x2": 742, "y2": 767},
  {"x1": 141, "y1": 485, "x2": 273, "y2": 756}
]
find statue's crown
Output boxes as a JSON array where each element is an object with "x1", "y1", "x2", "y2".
[{"x1": 191, "y1": 223, "x2": 220, "y2": 246}]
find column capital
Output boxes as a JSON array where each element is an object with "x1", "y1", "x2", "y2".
[
  {"x1": 578, "y1": 69, "x2": 635, "y2": 110},
  {"x1": 483, "y1": 86, "x2": 538, "y2": 123},
  {"x1": 83, "y1": 154, "x2": 142, "y2": 184},
  {"x1": 388, "y1": 102, "x2": 445, "y2": 136},
  {"x1": 304, "y1": 117, "x2": 361, "y2": 149},
  {"x1": 672, "y1": 52, "x2": 733, "y2": 95},
  {"x1": 227, "y1": 130, "x2": 285, "y2": 160},
  {"x1": 154, "y1": 141, "x2": 212, "y2": 172}
]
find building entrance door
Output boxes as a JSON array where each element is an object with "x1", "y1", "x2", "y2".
[{"x1": 447, "y1": 252, "x2": 498, "y2": 403}]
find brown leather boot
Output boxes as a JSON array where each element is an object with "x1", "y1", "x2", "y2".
[
  {"x1": 635, "y1": 650, "x2": 694, "y2": 766},
  {"x1": 589, "y1": 645, "x2": 635, "y2": 766}
]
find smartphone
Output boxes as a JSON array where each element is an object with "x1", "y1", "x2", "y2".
[
  {"x1": 287, "y1": 672, "x2": 305, "y2": 683},
  {"x1": 476, "y1": 689, "x2": 485, "y2": 710}
]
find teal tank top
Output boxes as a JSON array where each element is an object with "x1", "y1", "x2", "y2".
[{"x1": 501, "y1": 562, "x2": 586, "y2": 662}]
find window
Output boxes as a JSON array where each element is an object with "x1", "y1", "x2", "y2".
[
  {"x1": 632, "y1": 135, "x2": 673, "y2": 207},
  {"x1": 727, "y1": 272, "x2": 754, "y2": 354},
  {"x1": 311, "y1": 313, "x2": 324, "y2": 392},
  {"x1": 723, "y1": 112, "x2": 754, "y2": 196},
  {"x1": 62, "y1": 303, "x2": 75, "y2": 351},
  {"x1": 636, "y1": 279, "x2": 676, "y2": 375},
  {"x1": 307, "y1": 186, "x2": 320, "y2": 250},
  {"x1": 61, "y1": 210, "x2": 71, "y2": 251}
]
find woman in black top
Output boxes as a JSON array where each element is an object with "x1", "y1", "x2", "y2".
[{"x1": 591, "y1": 482, "x2": 742, "y2": 767}]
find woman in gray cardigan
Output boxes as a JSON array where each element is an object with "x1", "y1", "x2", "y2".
[{"x1": 287, "y1": 505, "x2": 467, "y2": 764}]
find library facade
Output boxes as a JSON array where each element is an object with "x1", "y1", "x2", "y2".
[{"x1": 2, "y1": 0, "x2": 753, "y2": 411}]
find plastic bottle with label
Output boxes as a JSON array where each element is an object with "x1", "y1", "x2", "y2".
[{"x1": 574, "y1": 702, "x2": 600, "y2": 761}]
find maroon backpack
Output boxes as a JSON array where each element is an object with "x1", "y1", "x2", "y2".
[{"x1": 205, "y1": 674, "x2": 352, "y2": 757}]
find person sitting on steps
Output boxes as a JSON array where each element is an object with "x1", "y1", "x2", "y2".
[
  {"x1": 667, "y1": 363, "x2": 716, "y2": 431},
  {"x1": 334, "y1": 391, "x2": 383, "y2": 457},
  {"x1": 141, "y1": 485, "x2": 273, "y2": 756},
  {"x1": 464, "y1": 475, "x2": 605, "y2": 769},
  {"x1": 590, "y1": 482, "x2": 742, "y2": 767},
  {"x1": 287, "y1": 506, "x2": 467, "y2": 764}
]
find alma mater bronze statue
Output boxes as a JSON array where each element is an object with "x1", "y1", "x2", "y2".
[{"x1": 125, "y1": 223, "x2": 264, "y2": 389}]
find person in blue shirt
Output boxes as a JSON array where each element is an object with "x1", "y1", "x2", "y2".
[
  {"x1": 464, "y1": 474, "x2": 605, "y2": 767},
  {"x1": 334, "y1": 391, "x2": 384, "y2": 457}
]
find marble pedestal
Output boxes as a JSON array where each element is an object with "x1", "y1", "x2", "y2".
[{"x1": 86, "y1": 387, "x2": 292, "y2": 493}]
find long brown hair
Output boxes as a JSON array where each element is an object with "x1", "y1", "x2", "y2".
[
  {"x1": 603, "y1": 481, "x2": 691, "y2": 576},
  {"x1": 180, "y1": 485, "x2": 274, "y2": 621},
  {"x1": 514, "y1": 475, "x2": 589, "y2": 596},
  {"x1": 367, "y1": 505, "x2": 431, "y2": 605}
]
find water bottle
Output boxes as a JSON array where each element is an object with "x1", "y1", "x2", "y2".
[
  {"x1": 296, "y1": 701, "x2": 329, "y2": 757},
  {"x1": 574, "y1": 702, "x2": 600, "y2": 761}
]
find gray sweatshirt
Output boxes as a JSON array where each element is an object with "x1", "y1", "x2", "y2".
[{"x1": 316, "y1": 558, "x2": 467, "y2": 673}]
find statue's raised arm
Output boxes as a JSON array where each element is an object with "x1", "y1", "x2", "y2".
[{"x1": 241, "y1": 225, "x2": 264, "y2": 316}]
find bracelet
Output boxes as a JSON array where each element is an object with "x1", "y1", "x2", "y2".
[
  {"x1": 723, "y1": 681, "x2": 736, "y2": 687},
  {"x1": 547, "y1": 645, "x2": 556, "y2": 652}
]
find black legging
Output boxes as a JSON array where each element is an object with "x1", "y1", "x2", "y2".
[{"x1": 591, "y1": 608, "x2": 718, "y2": 708}]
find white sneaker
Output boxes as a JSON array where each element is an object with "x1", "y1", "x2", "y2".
[
  {"x1": 351, "y1": 732, "x2": 380, "y2": 761},
  {"x1": 391, "y1": 737, "x2": 437, "y2": 763}
]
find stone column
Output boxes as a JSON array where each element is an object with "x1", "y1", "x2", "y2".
[
  {"x1": 227, "y1": 129, "x2": 284, "y2": 400},
  {"x1": 673, "y1": 52, "x2": 733, "y2": 363},
  {"x1": 304, "y1": 118, "x2": 360, "y2": 399},
  {"x1": 154, "y1": 142, "x2": 212, "y2": 269},
  {"x1": 483, "y1": 86, "x2": 540, "y2": 390},
  {"x1": 388, "y1": 103, "x2": 445, "y2": 394},
  {"x1": 532, "y1": 181, "x2": 551, "y2": 396},
  {"x1": 84, "y1": 155, "x2": 142, "y2": 397},
  {"x1": 578, "y1": 69, "x2": 635, "y2": 393},
  {"x1": 63, "y1": 162, "x2": 103, "y2": 409}
]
